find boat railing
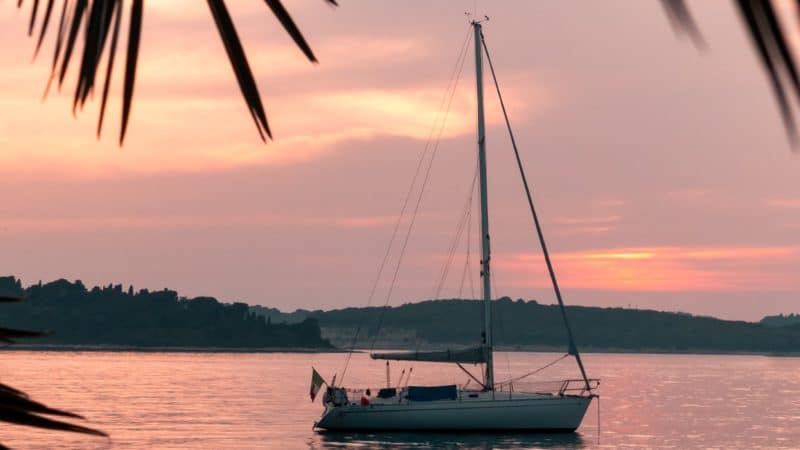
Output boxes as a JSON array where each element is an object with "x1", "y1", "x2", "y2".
[
  {"x1": 336, "y1": 378, "x2": 599, "y2": 404},
  {"x1": 340, "y1": 387, "x2": 405, "y2": 404},
  {"x1": 341, "y1": 387, "x2": 386, "y2": 397},
  {"x1": 496, "y1": 378, "x2": 600, "y2": 396},
  {"x1": 339, "y1": 385, "x2": 472, "y2": 404}
]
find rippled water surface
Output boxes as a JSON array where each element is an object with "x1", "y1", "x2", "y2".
[{"x1": 2, "y1": 351, "x2": 799, "y2": 449}]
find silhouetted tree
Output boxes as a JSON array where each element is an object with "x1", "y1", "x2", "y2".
[{"x1": 0, "y1": 277, "x2": 332, "y2": 349}]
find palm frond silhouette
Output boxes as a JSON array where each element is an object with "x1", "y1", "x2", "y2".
[
  {"x1": 15, "y1": 1, "x2": 800, "y2": 148},
  {"x1": 0, "y1": 295, "x2": 107, "y2": 442},
  {"x1": 662, "y1": 0, "x2": 800, "y2": 148},
  {"x1": 4, "y1": 0, "x2": 799, "y2": 446},
  {"x1": 17, "y1": 0, "x2": 337, "y2": 145}
]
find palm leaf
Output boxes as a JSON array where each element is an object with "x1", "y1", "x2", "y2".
[
  {"x1": 97, "y1": 0, "x2": 121, "y2": 137},
  {"x1": 0, "y1": 408, "x2": 107, "y2": 437},
  {"x1": 33, "y1": 0, "x2": 55, "y2": 57},
  {"x1": 659, "y1": 0, "x2": 706, "y2": 49},
  {"x1": 0, "y1": 389, "x2": 84, "y2": 419},
  {"x1": 207, "y1": 0, "x2": 271, "y2": 140},
  {"x1": 42, "y1": 0, "x2": 71, "y2": 98},
  {"x1": 28, "y1": 0, "x2": 40, "y2": 36},
  {"x1": 264, "y1": 0, "x2": 321, "y2": 63},
  {"x1": 56, "y1": 0, "x2": 87, "y2": 89},
  {"x1": 120, "y1": 0, "x2": 142, "y2": 145},
  {"x1": 19, "y1": 0, "x2": 336, "y2": 145},
  {"x1": 73, "y1": 0, "x2": 114, "y2": 112},
  {"x1": 662, "y1": 0, "x2": 800, "y2": 148},
  {"x1": 0, "y1": 327, "x2": 49, "y2": 343},
  {"x1": 0, "y1": 296, "x2": 106, "y2": 440},
  {"x1": 0, "y1": 383, "x2": 27, "y2": 398},
  {"x1": 0, "y1": 295, "x2": 48, "y2": 343}
]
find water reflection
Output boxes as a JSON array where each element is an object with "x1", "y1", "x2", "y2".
[
  {"x1": 312, "y1": 431, "x2": 587, "y2": 449},
  {"x1": 3, "y1": 352, "x2": 800, "y2": 448}
]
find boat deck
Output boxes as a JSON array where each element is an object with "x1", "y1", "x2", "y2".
[{"x1": 332, "y1": 379, "x2": 598, "y2": 408}]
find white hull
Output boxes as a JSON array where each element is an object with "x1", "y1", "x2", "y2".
[{"x1": 316, "y1": 393, "x2": 592, "y2": 432}]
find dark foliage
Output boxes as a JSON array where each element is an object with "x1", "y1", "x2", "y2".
[
  {"x1": 0, "y1": 282, "x2": 106, "y2": 441},
  {"x1": 760, "y1": 313, "x2": 800, "y2": 328},
  {"x1": 250, "y1": 305, "x2": 310, "y2": 325},
  {"x1": 306, "y1": 297, "x2": 800, "y2": 353},
  {"x1": 663, "y1": 0, "x2": 800, "y2": 148},
  {"x1": 0, "y1": 277, "x2": 331, "y2": 348},
  {"x1": 16, "y1": 0, "x2": 337, "y2": 144}
]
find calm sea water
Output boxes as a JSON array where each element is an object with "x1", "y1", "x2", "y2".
[{"x1": 1, "y1": 351, "x2": 799, "y2": 449}]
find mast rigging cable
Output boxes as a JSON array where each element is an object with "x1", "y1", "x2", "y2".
[{"x1": 338, "y1": 29, "x2": 472, "y2": 384}]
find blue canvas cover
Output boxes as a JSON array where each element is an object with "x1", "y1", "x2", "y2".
[{"x1": 407, "y1": 385, "x2": 457, "y2": 401}]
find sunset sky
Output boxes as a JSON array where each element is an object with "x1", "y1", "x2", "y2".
[{"x1": 0, "y1": 1, "x2": 798, "y2": 321}]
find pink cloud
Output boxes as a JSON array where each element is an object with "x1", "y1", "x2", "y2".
[{"x1": 765, "y1": 198, "x2": 800, "y2": 209}]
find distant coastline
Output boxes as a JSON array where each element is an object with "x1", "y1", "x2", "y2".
[
  {"x1": 3, "y1": 275, "x2": 800, "y2": 355},
  {"x1": 0, "y1": 276, "x2": 332, "y2": 350},
  {"x1": 2, "y1": 344, "x2": 799, "y2": 358},
  {"x1": 0, "y1": 344, "x2": 350, "y2": 353},
  {"x1": 257, "y1": 298, "x2": 800, "y2": 356}
]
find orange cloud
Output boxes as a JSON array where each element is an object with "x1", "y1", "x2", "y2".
[
  {"x1": 552, "y1": 215, "x2": 621, "y2": 225},
  {"x1": 0, "y1": 76, "x2": 541, "y2": 178},
  {"x1": 495, "y1": 246, "x2": 800, "y2": 292},
  {"x1": 1, "y1": 0, "x2": 554, "y2": 180},
  {"x1": 550, "y1": 216, "x2": 620, "y2": 236},
  {"x1": 137, "y1": 36, "x2": 426, "y2": 92},
  {"x1": 0, "y1": 38, "x2": 540, "y2": 179}
]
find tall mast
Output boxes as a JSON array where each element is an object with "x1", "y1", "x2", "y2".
[{"x1": 473, "y1": 20, "x2": 493, "y2": 391}]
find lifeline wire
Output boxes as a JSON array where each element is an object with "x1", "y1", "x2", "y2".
[
  {"x1": 338, "y1": 29, "x2": 472, "y2": 384},
  {"x1": 366, "y1": 27, "x2": 472, "y2": 353}
]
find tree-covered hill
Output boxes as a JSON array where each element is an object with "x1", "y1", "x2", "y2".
[
  {"x1": 4, "y1": 273, "x2": 798, "y2": 354},
  {"x1": 760, "y1": 313, "x2": 800, "y2": 328},
  {"x1": 273, "y1": 298, "x2": 800, "y2": 354},
  {"x1": 0, "y1": 277, "x2": 330, "y2": 349}
]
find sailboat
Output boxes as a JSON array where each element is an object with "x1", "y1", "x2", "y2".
[{"x1": 313, "y1": 19, "x2": 599, "y2": 432}]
